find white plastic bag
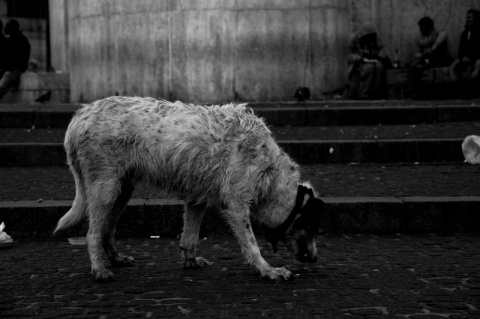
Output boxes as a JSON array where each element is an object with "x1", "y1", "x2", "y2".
[
  {"x1": 0, "y1": 222, "x2": 13, "y2": 247},
  {"x1": 462, "y1": 135, "x2": 480, "y2": 165}
]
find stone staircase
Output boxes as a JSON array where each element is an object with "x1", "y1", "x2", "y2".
[{"x1": 0, "y1": 100, "x2": 479, "y2": 238}]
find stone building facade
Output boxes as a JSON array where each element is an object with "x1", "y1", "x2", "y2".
[{"x1": 11, "y1": 0, "x2": 480, "y2": 103}]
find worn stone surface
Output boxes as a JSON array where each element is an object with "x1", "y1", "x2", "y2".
[
  {"x1": 2, "y1": 122, "x2": 480, "y2": 143},
  {"x1": 51, "y1": 0, "x2": 480, "y2": 103},
  {"x1": 1, "y1": 163, "x2": 480, "y2": 238},
  {"x1": 0, "y1": 139, "x2": 467, "y2": 166},
  {"x1": 1, "y1": 163, "x2": 479, "y2": 201},
  {"x1": 64, "y1": 0, "x2": 350, "y2": 102},
  {"x1": 2, "y1": 116, "x2": 479, "y2": 165},
  {"x1": 4, "y1": 102, "x2": 480, "y2": 129},
  {"x1": 1, "y1": 235, "x2": 479, "y2": 318}
]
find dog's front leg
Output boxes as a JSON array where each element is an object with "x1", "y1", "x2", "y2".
[
  {"x1": 222, "y1": 206, "x2": 292, "y2": 280},
  {"x1": 180, "y1": 204, "x2": 213, "y2": 268}
]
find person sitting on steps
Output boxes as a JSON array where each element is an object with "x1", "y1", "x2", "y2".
[
  {"x1": 407, "y1": 16, "x2": 452, "y2": 99},
  {"x1": 449, "y1": 9, "x2": 480, "y2": 82},
  {"x1": 346, "y1": 22, "x2": 390, "y2": 100},
  {"x1": 0, "y1": 19, "x2": 31, "y2": 101}
]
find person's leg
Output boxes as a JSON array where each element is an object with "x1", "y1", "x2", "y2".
[
  {"x1": 371, "y1": 63, "x2": 386, "y2": 99},
  {"x1": 0, "y1": 71, "x2": 21, "y2": 100},
  {"x1": 471, "y1": 59, "x2": 480, "y2": 79},
  {"x1": 407, "y1": 59, "x2": 424, "y2": 98},
  {"x1": 358, "y1": 63, "x2": 375, "y2": 98},
  {"x1": 449, "y1": 59, "x2": 462, "y2": 81},
  {"x1": 347, "y1": 66, "x2": 361, "y2": 99}
]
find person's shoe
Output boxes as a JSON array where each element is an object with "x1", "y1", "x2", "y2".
[{"x1": 0, "y1": 222, "x2": 13, "y2": 248}]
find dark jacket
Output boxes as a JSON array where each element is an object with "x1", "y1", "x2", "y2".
[
  {"x1": 458, "y1": 28, "x2": 480, "y2": 62},
  {"x1": 0, "y1": 35, "x2": 7, "y2": 70},
  {"x1": 6, "y1": 31, "x2": 30, "y2": 72}
]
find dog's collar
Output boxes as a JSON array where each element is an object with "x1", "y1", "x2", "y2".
[{"x1": 264, "y1": 185, "x2": 308, "y2": 253}]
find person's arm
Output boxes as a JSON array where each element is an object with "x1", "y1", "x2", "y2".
[
  {"x1": 348, "y1": 34, "x2": 362, "y2": 63},
  {"x1": 20, "y1": 38, "x2": 31, "y2": 73},
  {"x1": 415, "y1": 37, "x2": 423, "y2": 58},
  {"x1": 422, "y1": 31, "x2": 446, "y2": 56},
  {"x1": 458, "y1": 31, "x2": 467, "y2": 60},
  {"x1": 431, "y1": 30, "x2": 447, "y2": 51}
]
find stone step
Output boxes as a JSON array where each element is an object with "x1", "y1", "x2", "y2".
[
  {"x1": 1, "y1": 197, "x2": 479, "y2": 239},
  {"x1": 2, "y1": 164, "x2": 476, "y2": 201},
  {"x1": 2, "y1": 122, "x2": 478, "y2": 143},
  {"x1": 1, "y1": 101, "x2": 480, "y2": 128},
  {"x1": 1, "y1": 163, "x2": 478, "y2": 237},
  {"x1": 0, "y1": 120, "x2": 474, "y2": 165},
  {"x1": 0, "y1": 138, "x2": 465, "y2": 166}
]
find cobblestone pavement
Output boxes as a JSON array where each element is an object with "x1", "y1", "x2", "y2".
[
  {"x1": 0, "y1": 163, "x2": 478, "y2": 202},
  {"x1": 1, "y1": 122, "x2": 479, "y2": 143},
  {"x1": 1, "y1": 235, "x2": 479, "y2": 318}
]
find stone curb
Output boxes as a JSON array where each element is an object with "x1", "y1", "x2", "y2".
[
  {"x1": 0, "y1": 104, "x2": 80, "y2": 128},
  {"x1": 1, "y1": 104, "x2": 480, "y2": 128},
  {"x1": 254, "y1": 105, "x2": 480, "y2": 126},
  {"x1": 1, "y1": 197, "x2": 479, "y2": 238},
  {"x1": 0, "y1": 143, "x2": 67, "y2": 166},
  {"x1": 0, "y1": 138, "x2": 464, "y2": 166},
  {"x1": 281, "y1": 138, "x2": 463, "y2": 164}
]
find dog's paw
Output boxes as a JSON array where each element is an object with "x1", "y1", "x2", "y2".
[
  {"x1": 261, "y1": 267, "x2": 292, "y2": 280},
  {"x1": 93, "y1": 269, "x2": 115, "y2": 283},
  {"x1": 111, "y1": 255, "x2": 135, "y2": 267},
  {"x1": 183, "y1": 257, "x2": 213, "y2": 269}
]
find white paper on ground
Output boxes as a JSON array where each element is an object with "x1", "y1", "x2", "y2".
[
  {"x1": 0, "y1": 222, "x2": 13, "y2": 246},
  {"x1": 462, "y1": 135, "x2": 480, "y2": 164},
  {"x1": 68, "y1": 237, "x2": 87, "y2": 245}
]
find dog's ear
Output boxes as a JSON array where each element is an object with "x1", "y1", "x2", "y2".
[
  {"x1": 296, "y1": 184, "x2": 309, "y2": 207},
  {"x1": 306, "y1": 188, "x2": 315, "y2": 198},
  {"x1": 293, "y1": 190, "x2": 325, "y2": 233},
  {"x1": 264, "y1": 185, "x2": 309, "y2": 253}
]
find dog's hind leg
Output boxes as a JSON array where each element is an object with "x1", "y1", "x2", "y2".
[
  {"x1": 180, "y1": 203, "x2": 213, "y2": 268},
  {"x1": 222, "y1": 204, "x2": 292, "y2": 280},
  {"x1": 85, "y1": 177, "x2": 132, "y2": 282},
  {"x1": 103, "y1": 179, "x2": 135, "y2": 268}
]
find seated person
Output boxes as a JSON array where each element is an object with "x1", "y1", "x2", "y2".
[
  {"x1": 450, "y1": 9, "x2": 480, "y2": 81},
  {"x1": 346, "y1": 22, "x2": 390, "y2": 99},
  {"x1": 0, "y1": 19, "x2": 31, "y2": 101},
  {"x1": 407, "y1": 16, "x2": 452, "y2": 98}
]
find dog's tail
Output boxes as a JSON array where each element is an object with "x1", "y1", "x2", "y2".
[{"x1": 53, "y1": 165, "x2": 87, "y2": 234}]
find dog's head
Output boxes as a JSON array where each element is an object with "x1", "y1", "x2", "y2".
[{"x1": 264, "y1": 184, "x2": 324, "y2": 263}]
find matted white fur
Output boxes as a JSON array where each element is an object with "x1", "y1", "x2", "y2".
[{"x1": 55, "y1": 96, "x2": 317, "y2": 282}]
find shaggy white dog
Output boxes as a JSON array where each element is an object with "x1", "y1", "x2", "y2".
[{"x1": 54, "y1": 96, "x2": 324, "y2": 282}]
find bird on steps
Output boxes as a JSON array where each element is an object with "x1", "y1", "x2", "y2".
[{"x1": 293, "y1": 87, "x2": 311, "y2": 104}]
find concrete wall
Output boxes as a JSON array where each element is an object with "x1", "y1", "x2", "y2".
[
  {"x1": 49, "y1": 0, "x2": 68, "y2": 72},
  {"x1": 51, "y1": 0, "x2": 480, "y2": 103},
  {"x1": 64, "y1": 0, "x2": 350, "y2": 103}
]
